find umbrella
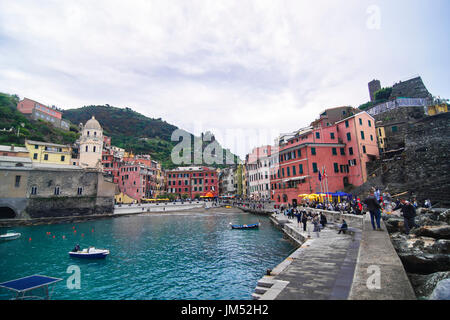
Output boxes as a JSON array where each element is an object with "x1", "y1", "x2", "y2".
[{"x1": 201, "y1": 192, "x2": 214, "y2": 198}]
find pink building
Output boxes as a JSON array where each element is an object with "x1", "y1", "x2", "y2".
[
  {"x1": 118, "y1": 162, "x2": 154, "y2": 201},
  {"x1": 101, "y1": 136, "x2": 121, "y2": 184},
  {"x1": 271, "y1": 110, "x2": 378, "y2": 206},
  {"x1": 16, "y1": 98, "x2": 69, "y2": 130}
]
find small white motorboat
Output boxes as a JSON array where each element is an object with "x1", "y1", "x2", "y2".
[
  {"x1": 0, "y1": 231, "x2": 21, "y2": 241},
  {"x1": 69, "y1": 247, "x2": 110, "y2": 259}
]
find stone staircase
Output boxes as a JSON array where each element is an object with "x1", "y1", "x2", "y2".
[
  {"x1": 252, "y1": 277, "x2": 275, "y2": 300},
  {"x1": 251, "y1": 276, "x2": 290, "y2": 300}
]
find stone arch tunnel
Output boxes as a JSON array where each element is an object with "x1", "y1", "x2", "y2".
[{"x1": 0, "y1": 207, "x2": 17, "y2": 219}]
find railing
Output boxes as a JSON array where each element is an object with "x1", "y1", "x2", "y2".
[{"x1": 366, "y1": 98, "x2": 430, "y2": 116}]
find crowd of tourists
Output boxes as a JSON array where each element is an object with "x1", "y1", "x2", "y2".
[{"x1": 274, "y1": 187, "x2": 431, "y2": 237}]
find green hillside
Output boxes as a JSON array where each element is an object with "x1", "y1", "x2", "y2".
[
  {"x1": 63, "y1": 105, "x2": 239, "y2": 169},
  {"x1": 0, "y1": 92, "x2": 239, "y2": 168},
  {"x1": 0, "y1": 93, "x2": 79, "y2": 146}
]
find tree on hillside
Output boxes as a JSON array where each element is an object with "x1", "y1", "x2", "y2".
[{"x1": 374, "y1": 87, "x2": 392, "y2": 102}]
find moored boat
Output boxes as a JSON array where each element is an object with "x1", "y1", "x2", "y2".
[
  {"x1": 229, "y1": 223, "x2": 260, "y2": 230},
  {"x1": 0, "y1": 231, "x2": 21, "y2": 241},
  {"x1": 69, "y1": 247, "x2": 109, "y2": 259}
]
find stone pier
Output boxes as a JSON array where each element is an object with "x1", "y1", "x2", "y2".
[{"x1": 252, "y1": 210, "x2": 416, "y2": 300}]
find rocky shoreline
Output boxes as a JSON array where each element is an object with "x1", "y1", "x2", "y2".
[{"x1": 383, "y1": 208, "x2": 450, "y2": 300}]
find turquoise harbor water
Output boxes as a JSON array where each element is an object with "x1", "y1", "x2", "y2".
[{"x1": 0, "y1": 211, "x2": 294, "y2": 300}]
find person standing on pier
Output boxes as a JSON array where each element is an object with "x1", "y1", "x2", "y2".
[
  {"x1": 312, "y1": 214, "x2": 321, "y2": 237},
  {"x1": 401, "y1": 200, "x2": 417, "y2": 235},
  {"x1": 364, "y1": 190, "x2": 382, "y2": 231},
  {"x1": 319, "y1": 213, "x2": 327, "y2": 228},
  {"x1": 301, "y1": 209, "x2": 308, "y2": 231}
]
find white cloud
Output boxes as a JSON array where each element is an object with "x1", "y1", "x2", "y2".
[{"x1": 0, "y1": 0, "x2": 447, "y2": 159}]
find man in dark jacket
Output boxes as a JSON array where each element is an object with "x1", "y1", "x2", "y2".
[
  {"x1": 401, "y1": 200, "x2": 417, "y2": 235},
  {"x1": 338, "y1": 220, "x2": 348, "y2": 234},
  {"x1": 364, "y1": 190, "x2": 382, "y2": 231},
  {"x1": 301, "y1": 209, "x2": 308, "y2": 231}
]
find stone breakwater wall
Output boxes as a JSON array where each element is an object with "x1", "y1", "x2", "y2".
[
  {"x1": 233, "y1": 201, "x2": 275, "y2": 216},
  {"x1": 113, "y1": 202, "x2": 206, "y2": 214},
  {"x1": 26, "y1": 196, "x2": 113, "y2": 218},
  {"x1": 269, "y1": 215, "x2": 305, "y2": 247},
  {"x1": 269, "y1": 208, "x2": 364, "y2": 245},
  {"x1": 0, "y1": 211, "x2": 123, "y2": 227},
  {"x1": 0, "y1": 202, "x2": 211, "y2": 227},
  {"x1": 307, "y1": 208, "x2": 364, "y2": 230}
]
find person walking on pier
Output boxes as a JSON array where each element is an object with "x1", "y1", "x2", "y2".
[
  {"x1": 338, "y1": 220, "x2": 348, "y2": 234},
  {"x1": 301, "y1": 209, "x2": 308, "y2": 232},
  {"x1": 364, "y1": 190, "x2": 382, "y2": 231}
]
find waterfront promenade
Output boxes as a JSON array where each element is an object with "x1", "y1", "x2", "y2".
[
  {"x1": 252, "y1": 210, "x2": 416, "y2": 300},
  {"x1": 254, "y1": 213, "x2": 360, "y2": 300}
]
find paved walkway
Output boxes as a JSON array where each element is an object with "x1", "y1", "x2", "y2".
[
  {"x1": 348, "y1": 213, "x2": 416, "y2": 300},
  {"x1": 261, "y1": 214, "x2": 361, "y2": 300}
]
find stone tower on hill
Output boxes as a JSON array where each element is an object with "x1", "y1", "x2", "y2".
[{"x1": 368, "y1": 79, "x2": 381, "y2": 102}]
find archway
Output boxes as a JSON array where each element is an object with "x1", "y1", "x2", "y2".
[{"x1": 0, "y1": 207, "x2": 16, "y2": 219}]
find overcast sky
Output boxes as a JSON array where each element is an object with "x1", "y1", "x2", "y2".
[{"x1": 0, "y1": 0, "x2": 449, "y2": 160}]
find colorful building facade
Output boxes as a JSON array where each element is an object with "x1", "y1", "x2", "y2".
[
  {"x1": 16, "y1": 98, "x2": 69, "y2": 130},
  {"x1": 271, "y1": 111, "x2": 379, "y2": 206},
  {"x1": 25, "y1": 140, "x2": 72, "y2": 165},
  {"x1": 166, "y1": 166, "x2": 219, "y2": 199},
  {"x1": 246, "y1": 145, "x2": 272, "y2": 200}
]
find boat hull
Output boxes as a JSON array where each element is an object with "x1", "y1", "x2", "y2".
[
  {"x1": 0, "y1": 233, "x2": 21, "y2": 241},
  {"x1": 69, "y1": 251, "x2": 109, "y2": 259},
  {"x1": 230, "y1": 224, "x2": 260, "y2": 230}
]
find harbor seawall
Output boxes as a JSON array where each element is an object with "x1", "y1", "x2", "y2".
[
  {"x1": 252, "y1": 209, "x2": 415, "y2": 300},
  {"x1": 0, "y1": 202, "x2": 211, "y2": 227}
]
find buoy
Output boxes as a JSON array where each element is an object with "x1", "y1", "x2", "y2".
[
  {"x1": 72, "y1": 226, "x2": 75, "y2": 229},
  {"x1": 52, "y1": 235, "x2": 55, "y2": 239},
  {"x1": 62, "y1": 235, "x2": 66, "y2": 239},
  {"x1": 28, "y1": 237, "x2": 32, "y2": 241},
  {"x1": 74, "y1": 230, "x2": 77, "y2": 233},
  {"x1": 91, "y1": 229, "x2": 94, "y2": 233},
  {"x1": 81, "y1": 233, "x2": 84, "y2": 237}
]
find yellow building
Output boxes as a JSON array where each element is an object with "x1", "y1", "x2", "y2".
[
  {"x1": 427, "y1": 103, "x2": 448, "y2": 116},
  {"x1": 115, "y1": 192, "x2": 137, "y2": 204},
  {"x1": 375, "y1": 126, "x2": 386, "y2": 152},
  {"x1": 242, "y1": 164, "x2": 248, "y2": 199},
  {"x1": 154, "y1": 163, "x2": 164, "y2": 198},
  {"x1": 25, "y1": 140, "x2": 72, "y2": 165}
]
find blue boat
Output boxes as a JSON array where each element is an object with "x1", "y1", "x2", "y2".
[
  {"x1": 69, "y1": 247, "x2": 109, "y2": 259},
  {"x1": 230, "y1": 223, "x2": 260, "y2": 230}
]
